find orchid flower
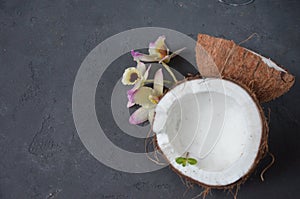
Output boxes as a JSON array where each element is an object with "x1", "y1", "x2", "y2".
[
  {"x1": 129, "y1": 69, "x2": 164, "y2": 125},
  {"x1": 131, "y1": 36, "x2": 184, "y2": 82},
  {"x1": 122, "y1": 61, "x2": 151, "y2": 107},
  {"x1": 131, "y1": 35, "x2": 185, "y2": 64},
  {"x1": 122, "y1": 61, "x2": 148, "y2": 85}
]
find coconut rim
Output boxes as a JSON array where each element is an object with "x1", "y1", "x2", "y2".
[
  {"x1": 152, "y1": 77, "x2": 269, "y2": 189},
  {"x1": 245, "y1": 49, "x2": 286, "y2": 72}
]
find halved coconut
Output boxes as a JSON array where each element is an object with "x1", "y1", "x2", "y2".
[
  {"x1": 196, "y1": 33, "x2": 295, "y2": 103},
  {"x1": 153, "y1": 78, "x2": 268, "y2": 188}
]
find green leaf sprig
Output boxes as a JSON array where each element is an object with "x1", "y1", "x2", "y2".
[{"x1": 175, "y1": 152, "x2": 198, "y2": 167}]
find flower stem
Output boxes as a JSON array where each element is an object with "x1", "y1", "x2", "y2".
[
  {"x1": 161, "y1": 62, "x2": 178, "y2": 83},
  {"x1": 144, "y1": 79, "x2": 173, "y2": 84}
]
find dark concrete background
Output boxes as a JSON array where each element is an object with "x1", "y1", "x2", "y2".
[{"x1": 0, "y1": 0, "x2": 299, "y2": 198}]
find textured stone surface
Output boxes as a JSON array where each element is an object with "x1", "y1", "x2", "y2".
[{"x1": 0, "y1": 0, "x2": 299, "y2": 198}]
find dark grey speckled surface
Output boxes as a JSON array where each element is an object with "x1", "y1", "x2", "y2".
[{"x1": 0, "y1": 0, "x2": 299, "y2": 198}]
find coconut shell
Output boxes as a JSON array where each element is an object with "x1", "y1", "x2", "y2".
[
  {"x1": 195, "y1": 33, "x2": 295, "y2": 103},
  {"x1": 153, "y1": 77, "x2": 270, "y2": 197}
]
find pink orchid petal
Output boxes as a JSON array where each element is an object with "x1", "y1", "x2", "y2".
[
  {"x1": 154, "y1": 69, "x2": 163, "y2": 95},
  {"x1": 131, "y1": 49, "x2": 159, "y2": 62},
  {"x1": 129, "y1": 107, "x2": 149, "y2": 125},
  {"x1": 126, "y1": 79, "x2": 144, "y2": 108},
  {"x1": 131, "y1": 50, "x2": 143, "y2": 57},
  {"x1": 149, "y1": 42, "x2": 155, "y2": 48},
  {"x1": 127, "y1": 88, "x2": 137, "y2": 104}
]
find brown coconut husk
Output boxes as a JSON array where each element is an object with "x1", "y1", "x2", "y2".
[
  {"x1": 195, "y1": 33, "x2": 295, "y2": 103},
  {"x1": 151, "y1": 77, "x2": 270, "y2": 199}
]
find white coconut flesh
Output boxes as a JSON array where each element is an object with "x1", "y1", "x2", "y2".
[{"x1": 153, "y1": 78, "x2": 263, "y2": 186}]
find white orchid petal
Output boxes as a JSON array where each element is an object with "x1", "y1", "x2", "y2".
[
  {"x1": 138, "y1": 54, "x2": 160, "y2": 62},
  {"x1": 148, "y1": 35, "x2": 168, "y2": 59},
  {"x1": 143, "y1": 64, "x2": 152, "y2": 80},
  {"x1": 129, "y1": 107, "x2": 149, "y2": 125},
  {"x1": 154, "y1": 69, "x2": 164, "y2": 95},
  {"x1": 136, "y1": 61, "x2": 146, "y2": 75},
  {"x1": 148, "y1": 48, "x2": 160, "y2": 58},
  {"x1": 122, "y1": 67, "x2": 141, "y2": 85},
  {"x1": 169, "y1": 47, "x2": 186, "y2": 59},
  {"x1": 134, "y1": 80, "x2": 142, "y2": 90},
  {"x1": 148, "y1": 109, "x2": 155, "y2": 125},
  {"x1": 149, "y1": 36, "x2": 166, "y2": 49},
  {"x1": 134, "y1": 87, "x2": 155, "y2": 108},
  {"x1": 158, "y1": 55, "x2": 169, "y2": 63},
  {"x1": 149, "y1": 48, "x2": 166, "y2": 59},
  {"x1": 127, "y1": 101, "x2": 135, "y2": 108},
  {"x1": 160, "y1": 47, "x2": 186, "y2": 63}
]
